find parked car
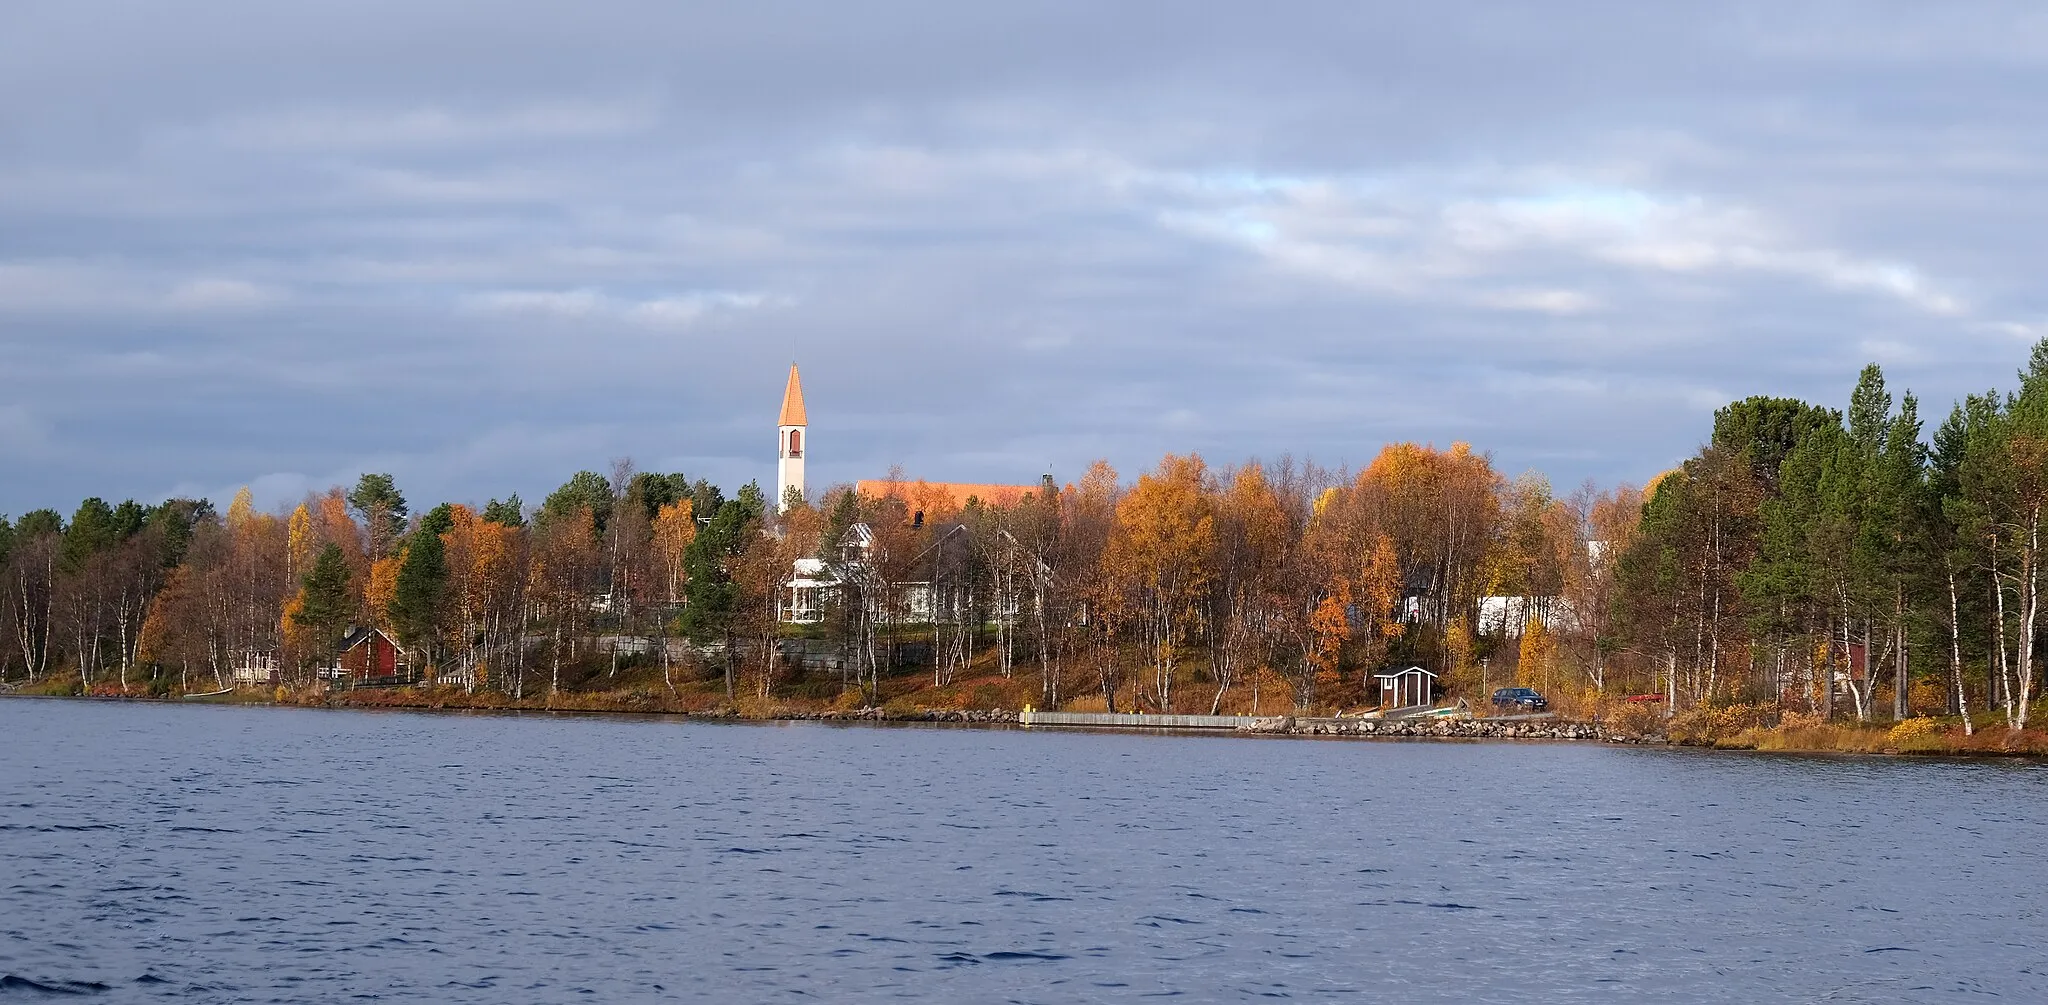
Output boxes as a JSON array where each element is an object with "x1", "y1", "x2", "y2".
[{"x1": 1492, "y1": 687, "x2": 1548, "y2": 712}]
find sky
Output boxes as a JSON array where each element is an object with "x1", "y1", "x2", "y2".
[{"x1": 5, "y1": 2, "x2": 2047, "y2": 516}]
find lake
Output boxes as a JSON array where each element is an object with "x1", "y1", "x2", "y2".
[{"x1": 1, "y1": 699, "x2": 2043, "y2": 1002}]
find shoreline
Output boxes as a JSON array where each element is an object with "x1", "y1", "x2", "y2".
[
  {"x1": 12, "y1": 690, "x2": 2043, "y2": 759},
  {"x1": 16, "y1": 691, "x2": 2048, "y2": 761}
]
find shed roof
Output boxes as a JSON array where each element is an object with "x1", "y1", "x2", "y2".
[{"x1": 1372, "y1": 665, "x2": 1438, "y2": 681}]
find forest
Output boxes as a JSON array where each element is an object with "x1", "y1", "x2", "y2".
[{"x1": 8, "y1": 342, "x2": 2048, "y2": 750}]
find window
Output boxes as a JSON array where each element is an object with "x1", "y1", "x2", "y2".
[{"x1": 787, "y1": 429, "x2": 802, "y2": 457}]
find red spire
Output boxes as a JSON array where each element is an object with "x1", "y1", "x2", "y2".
[{"x1": 778, "y1": 363, "x2": 807, "y2": 426}]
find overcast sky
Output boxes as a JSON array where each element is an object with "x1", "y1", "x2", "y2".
[{"x1": 5, "y1": 2, "x2": 2046, "y2": 516}]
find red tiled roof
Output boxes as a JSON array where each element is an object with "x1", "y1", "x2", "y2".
[{"x1": 856, "y1": 479, "x2": 1041, "y2": 514}]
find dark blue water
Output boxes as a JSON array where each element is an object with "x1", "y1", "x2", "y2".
[{"x1": 1, "y1": 700, "x2": 2043, "y2": 1002}]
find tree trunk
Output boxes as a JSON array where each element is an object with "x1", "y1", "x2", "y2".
[{"x1": 1948, "y1": 566, "x2": 1974, "y2": 735}]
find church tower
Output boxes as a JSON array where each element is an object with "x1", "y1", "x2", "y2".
[{"x1": 776, "y1": 363, "x2": 807, "y2": 513}]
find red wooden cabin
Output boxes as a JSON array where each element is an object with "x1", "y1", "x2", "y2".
[{"x1": 334, "y1": 627, "x2": 409, "y2": 682}]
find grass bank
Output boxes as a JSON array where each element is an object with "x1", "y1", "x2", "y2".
[{"x1": 1630, "y1": 701, "x2": 2048, "y2": 757}]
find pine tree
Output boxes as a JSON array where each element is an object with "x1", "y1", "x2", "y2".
[{"x1": 348, "y1": 473, "x2": 409, "y2": 559}]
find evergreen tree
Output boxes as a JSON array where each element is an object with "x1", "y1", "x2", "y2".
[
  {"x1": 689, "y1": 480, "x2": 726, "y2": 520},
  {"x1": 293, "y1": 543, "x2": 355, "y2": 659},
  {"x1": 63, "y1": 497, "x2": 118, "y2": 569},
  {"x1": 681, "y1": 498, "x2": 756, "y2": 700},
  {"x1": 146, "y1": 498, "x2": 213, "y2": 569},
  {"x1": 542, "y1": 471, "x2": 614, "y2": 537},
  {"x1": 417, "y1": 502, "x2": 457, "y2": 539},
  {"x1": 389, "y1": 530, "x2": 449, "y2": 656},
  {"x1": 348, "y1": 473, "x2": 408, "y2": 558},
  {"x1": 109, "y1": 499, "x2": 147, "y2": 540},
  {"x1": 15, "y1": 510, "x2": 63, "y2": 539},
  {"x1": 1713, "y1": 396, "x2": 1842, "y2": 492},
  {"x1": 627, "y1": 472, "x2": 693, "y2": 522},
  {"x1": 481, "y1": 495, "x2": 525, "y2": 527}
]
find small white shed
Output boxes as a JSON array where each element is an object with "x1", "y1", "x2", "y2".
[{"x1": 1372, "y1": 666, "x2": 1437, "y2": 710}]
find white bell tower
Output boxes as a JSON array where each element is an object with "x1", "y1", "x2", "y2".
[{"x1": 776, "y1": 363, "x2": 807, "y2": 512}]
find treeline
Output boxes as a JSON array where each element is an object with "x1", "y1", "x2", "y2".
[
  {"x1": 1613, "y1": 342, "x2": 2048, "y2": 731},
  {"x1": 7, "y1": 342, "x2": 2048, "y2": 724},
  {"x1": 2, "y1": 449, "x2": 1639, "y2": 715},
  {"x1": 818, "y1": 453, "x2": 1634, "y2": 714},
  {"x1": 0, "y1": 466, "x2": 780, "y2": 701}
]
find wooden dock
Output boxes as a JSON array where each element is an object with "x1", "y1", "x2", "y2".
[{"x1": 1019, "y1": 709, "x2": 1259, "y2": 730}]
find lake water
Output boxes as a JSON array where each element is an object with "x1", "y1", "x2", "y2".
[{"x1": 1, "y1": 700, "x2": 2043, "y2": 1003}]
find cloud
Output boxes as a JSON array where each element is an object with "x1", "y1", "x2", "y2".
[
  {"x1": 165, "y1": 278, "x2": 284, "y2": 310},
  {"x1": 0, "y1": 263, "x2": 284, "y2": 314},
  {"x1": 199, "y1": 99, "x2": 661, "y2": 153},
  {"x1": 1478, "y1": 288, "x2": 1602, "y2": 315},
  {"x1": 4, "y1": 1, "x2": 2045, "y2": 512},
  {"x1": 1165, "y1": 176, "x2": 1970, "y2": 317},
  {"x1": 459, "y1": 288, "x2": 772, "y2": 327}
]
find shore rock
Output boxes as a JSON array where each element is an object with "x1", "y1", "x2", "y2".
[{"x1": 1240, "y1": 716, "x2": 1612, "y2": 741}]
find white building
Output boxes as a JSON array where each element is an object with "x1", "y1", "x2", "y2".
[{"x1": 776, "y1": 363, "x2": 807, "y2": 512}]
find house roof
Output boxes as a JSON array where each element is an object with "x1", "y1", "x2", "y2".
[
  {"x1": 338, "y1": 626, "x2": 398, "y2": 651},
  {"x1": 1372, "y1": 666, "x2": 1438, "y2": 681},
  {"x1": 778, "y1": 363, "x2": 807, "y2": 427},
  {"x1": 855, "y1": 479, "x2": 1042, "y2": 514}
]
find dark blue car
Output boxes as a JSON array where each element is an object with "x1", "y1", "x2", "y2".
[{"x1": 1491, "y1": 687, "x2": 1548, "y2": 712}]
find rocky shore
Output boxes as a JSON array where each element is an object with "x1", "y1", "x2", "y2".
[
  {"x1": 1240, "y1": 715, "x2": 1612, "y2": 741},
  {"x1": 661, "y1": 706, "x2": 1626, "y2": 740}
]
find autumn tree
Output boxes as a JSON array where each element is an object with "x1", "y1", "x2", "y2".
[
  {"x1": 1103, "y1": 454, "x2": 1214, "y2": 711},
  {"x1": 530, "y1": 505, "x2": 599, "y2": 699},
  {"x1": 1061, "y1": 462, "x2": 1122, "y2": 710},
  {"x1": 1208, "y1": 463, "x2": 1293, "y2": 714},
  {"x1": 7, "y1": 509, "x2": 62, "y2": 681}
]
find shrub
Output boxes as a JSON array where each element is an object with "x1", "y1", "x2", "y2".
[
  {"x1": 1886, "y1": 717, "x2": 1940, "y2": 748},
  {"x1": 1604, "y1": 701, "x2": 1665, "y2": 738},
  {"x1": 1908, "y1": 679, "x2": 1949, "y2": 717},
  {"x1": 1776, "y1": 710, "x2": 1827, "y2": 732},
  {"x1": 1667, "y1": 703, "x2": 1777, "y2": 746}
]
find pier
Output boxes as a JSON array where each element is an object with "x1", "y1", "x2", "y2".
[{"x1": 1019, "y1": 710, "x2": 1258, "y2": 730}]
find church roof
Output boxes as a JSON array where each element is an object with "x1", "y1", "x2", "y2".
[{"x1": 778, "y1": 364, "x2": 808, "y2": 426}]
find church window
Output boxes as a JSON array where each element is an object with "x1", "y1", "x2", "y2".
[{"x1": 788, "y1": 429, "x2": 802, "y2": 457}]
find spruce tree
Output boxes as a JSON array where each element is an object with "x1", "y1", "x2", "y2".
[
  {"x1": 294, "y1": 543, "x2": 355, "y2": 659},
  {"x1": 481, "y1": 495, "x2": 525, "y2": 527},
  {"x1": 389, "y1": 531, "x2": 449, "y2": 655},
  {"x1": 681, "y1": 499, "x2": 755, "y2": 700}
]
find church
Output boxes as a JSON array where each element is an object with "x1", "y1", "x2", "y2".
[{"x1": 773, "y1": 362, "x2": 1049, "y2": 623}]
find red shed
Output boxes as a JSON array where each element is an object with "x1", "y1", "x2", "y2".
[{"x1": 335, "y1": 627, "x2": 409, "y2": 682}]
